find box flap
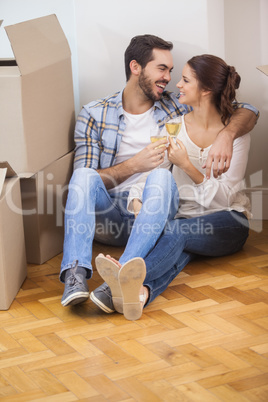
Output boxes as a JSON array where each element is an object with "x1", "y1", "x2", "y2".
[
  {"x1": 4, "y1": 14, "x2": 71, "y2": 75},
  {"x1": 0, "y1": 162, "x2": 17, "y2": 199},
  {"x1": 0, "y1": 20, "x2": 3, "y2": 28},
  {"x1": 257, "y1": 65, "x2": 268, "y2": 76},
  {"x1": 0, "y1": 168, "x2": 6, "y2": 196},
  {"x1": 0, "y1": 162, "x2": 17, "y2": 177}
]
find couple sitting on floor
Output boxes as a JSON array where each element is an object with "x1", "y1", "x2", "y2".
[{"x1": 60, "y1": 35, "x2": 257, "y2": 320}]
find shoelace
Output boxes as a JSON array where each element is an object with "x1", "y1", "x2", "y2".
[
  {"x1": 102, "y1": 283, "x2": 110, "y2": 291},
  {"x1": 65, "y1": 260, "x2": 85, "y2": 289},
  {"x1": 66, "y1": 273, "x2": 84, "y2": 288}
]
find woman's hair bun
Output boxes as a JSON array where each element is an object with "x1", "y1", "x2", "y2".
[{"x1": 228, "y1": 65, "x2": 241, "y2": 90}]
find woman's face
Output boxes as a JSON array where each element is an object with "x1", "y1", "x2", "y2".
[{"x1": 176, "y1": 63, "x2": 203, "y2": 106}]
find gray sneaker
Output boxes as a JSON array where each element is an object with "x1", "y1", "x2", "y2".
[
  {"x1": 90, "y1": 283, "x2": 115, "y2": 313},
  {"x1": 61, "y1": 261, "x2": 89, "y2": 307}
]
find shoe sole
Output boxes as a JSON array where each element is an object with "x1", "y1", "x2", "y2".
[
  {"x1": 95, "y1": 255, "x2": 123, "y2": 313},
  {"x1": 119, "y1": 258, "x2": 146, "y2": 321},
  {"x1": 61, "y1": 291, "x2": 89, "y2": 307},
  {"x1": 90, "y1": 292, "x2": 115, "y2": 314}
]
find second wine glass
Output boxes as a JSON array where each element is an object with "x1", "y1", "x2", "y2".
[{"x1": 165, "y1": 116, "x2": 182, "y2": 142}]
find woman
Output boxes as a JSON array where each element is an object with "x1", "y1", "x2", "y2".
[{"x1": 92, "y1": 54, "x2": 251, "y2": 321}]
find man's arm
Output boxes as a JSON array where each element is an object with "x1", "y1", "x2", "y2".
[
  {"x1": 74, "y1": 106, "x2": 167, "y2": 189},
  {"x1": 204, "y1": 106, "x2": 259, "y2": 178}
]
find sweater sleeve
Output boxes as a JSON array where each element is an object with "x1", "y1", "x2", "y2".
[
  {"x1": 179, "y1": 134, "x2": 251, "y2": 209},
  {"x1": 127, "y1": 172, "x2": 149, "y2": 213}
]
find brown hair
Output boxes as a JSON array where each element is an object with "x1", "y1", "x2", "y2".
[
  {"x1": 187, "y1": 54, "x2": 241, "y2": 124},
  {"x1": 124, "y1": 34, "x2": 173, "y2": 81}
]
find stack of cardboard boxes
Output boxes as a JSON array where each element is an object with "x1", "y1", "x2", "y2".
[{"x1": 0, "y1": 15, "x2": 76, "y2": 309}]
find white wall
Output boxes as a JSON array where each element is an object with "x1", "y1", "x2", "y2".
[
  {"x1": 75, "y1": 0, "x2": 223, "y2": 106},
  {"x1": 224, "y1": 0, "x2": 268, "y2": 220}
]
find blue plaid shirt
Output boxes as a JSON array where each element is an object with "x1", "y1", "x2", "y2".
[{"x1": 74, "y1": 90, "x2": 259, "y2": 170}]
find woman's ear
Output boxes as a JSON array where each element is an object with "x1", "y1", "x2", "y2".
[
  {"x1": 202, "y1": 88, "x2": 211, "y2": 97},
  {"x1": 129, "y1": 60, "x2": 142, "y2": 76}
]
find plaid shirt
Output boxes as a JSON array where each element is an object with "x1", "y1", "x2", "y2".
[{"x1": 74, "y1": 90, "x2": 259, "y2": 170}]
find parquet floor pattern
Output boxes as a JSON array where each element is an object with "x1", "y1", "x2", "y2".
[{"x1": 0, "y1": 221, "x2": 268, "y2": 401}]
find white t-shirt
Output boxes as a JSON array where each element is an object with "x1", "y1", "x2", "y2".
[{"x1": 109, "y1": 106, "x2": 156, "y2": 194}]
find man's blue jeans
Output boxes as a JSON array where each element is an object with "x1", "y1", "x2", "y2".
[
  {"x1": 60, "y1": 168, "x2": 179, "y2": 282},
  {"x1": 143, "y1": 210, "x2": 249, "y2": 304}
]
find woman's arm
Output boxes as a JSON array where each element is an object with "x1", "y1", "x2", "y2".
[
  {"x1": 168, "y1": 137, "x2": 204, "y2": 184},
  {"x1": 204, "y1": 107, "x2": 258, "y2": 178},
  {"x1": 171, "y1": 134, "x2": 251, "y2": 209}
]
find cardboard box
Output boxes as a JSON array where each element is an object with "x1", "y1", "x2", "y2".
[
  {"x1": 20, "y1": 151, "x2": 74, "y2": 264},
  {"x1": 257, "y1": 65, "x2": 268, "y2": 76},
  {"x1": 0, "y1": 163, "x2": 27, "y2": 310},
  {"x1": 0, "y1": 15, "x2": 75, "y2": 175}
]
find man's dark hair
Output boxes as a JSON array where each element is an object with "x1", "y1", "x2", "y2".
[{"x1": 124, "y1": 34, "x2": 173, "y2": 81}]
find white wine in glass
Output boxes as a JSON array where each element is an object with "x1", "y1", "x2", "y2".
[
  {"x1": 165, "y1": 117, "x2": 182, "y2": 141},
  {"x1": 150, "y1": 127, "x2": 166, "y2": 148}
]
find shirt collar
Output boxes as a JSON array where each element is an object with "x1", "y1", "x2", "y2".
[{"x1": 115, "y1": 90, "x2": 125, "y2": 118}]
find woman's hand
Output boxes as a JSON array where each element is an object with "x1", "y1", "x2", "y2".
[{"x1": 167, "y1": 136, "x2": 190, "y2": 170}]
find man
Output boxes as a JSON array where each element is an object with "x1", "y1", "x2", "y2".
[{"x1": 60, "y1": 34, "x2": 258, "y2": 308}]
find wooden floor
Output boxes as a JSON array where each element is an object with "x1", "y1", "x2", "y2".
[{"x1": 0, "y1": 221, "x2": 268, "y2": 401}]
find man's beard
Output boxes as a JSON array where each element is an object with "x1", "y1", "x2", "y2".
[{"x1": 138, "y1": 70, "x2": 162, "y2": 102}]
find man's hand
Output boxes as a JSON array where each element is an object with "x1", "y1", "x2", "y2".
[
  {"x1": 98, "y1": 138, "x2": 167, "y2": 189},
  {"x1": 204, "y1": 108, "x2": 257, "y2": 178},
  {"x1": 203, "y1": 130, "x2": 233, "y2": 178},
  {"x1": 131, "y1": 138, "x2": 167, "y2": 172}
]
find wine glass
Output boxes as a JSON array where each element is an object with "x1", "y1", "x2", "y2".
[
  {"x1": 165, "y1": 116, "x2": 182, "y2": 142},
  {"x1": 150, "y1": 127, "x2": 166, "y2": 169},
  {"x1": 150, "y1": 127, "x2": 166, "y2": 149}
]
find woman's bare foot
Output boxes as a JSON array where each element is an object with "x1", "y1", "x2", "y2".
[
  {"x1": 105, "y1": 254, "x2": 121, "y2": 269},
  {"x1": 95, "y1": 255, "x2": 148, "y2": 320},
  {"x1": 140, "y1": 286, "x2": 149, "y2": 308},
  {"x1": 105, "y1": 257, "x2": 149, "y2": 310}
]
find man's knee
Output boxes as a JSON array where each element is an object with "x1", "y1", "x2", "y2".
[
  {"x1": 145, "y1": 169, "x2": 177, "y2": 205},
  {"x1": 148, "y1": 168, "x2": 173, "y2": 184},
  {"x1": 71, "y1": 167, "x2": 101, "y2": 187}
]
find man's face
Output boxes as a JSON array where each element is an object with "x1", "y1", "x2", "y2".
[{"x1": 138, "y1": 49, "x2": 174, "y2": 102}]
